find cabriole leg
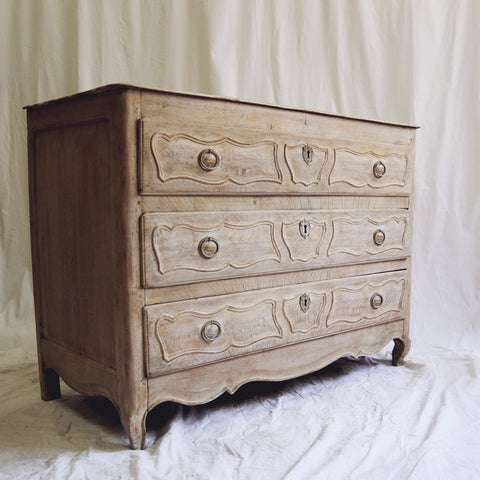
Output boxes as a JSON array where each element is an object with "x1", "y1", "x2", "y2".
[{"x1": 121, "y1": 410, "x2": 147, "y2": 450}]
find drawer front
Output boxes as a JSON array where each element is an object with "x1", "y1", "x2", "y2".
[
  {"x1": 145, "y1": 271, "x2": 408, "y2": 376},
  {"x1": 142, "y1": 209, "x2": 410, "y2": 287},
  {"x1": 140, "y1": 120, "x2": 413, "y2": 195}
]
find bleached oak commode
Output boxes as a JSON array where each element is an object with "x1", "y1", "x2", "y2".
[{"x1": 26, "y1": 84, "x2": 416, "y2": 449}]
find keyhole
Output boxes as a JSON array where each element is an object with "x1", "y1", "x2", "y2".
[
  {"x1": 299, "y1": 219, "x2": 311, "y2": 239},
  {"x1": 303, "y1": 145, "x2": 313, "y2": 165},
  {"x1": 299, "y1": 293, "x2": 311, "y2": 312}
]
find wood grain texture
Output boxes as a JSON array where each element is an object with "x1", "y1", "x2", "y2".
[
  {"x1": 143, "y1": 120, "x2": 282, "y2": 187},
  {"x1": 330, "y1": 148, "x2": 408, "y2": 189},
  {"x1": 151, "y1": 299, "x2": 282, "y2": 362},
  {"x1": 30, "y1": 113, "x2": 116, "y2": 368},
  {"x1": 144, "y1": 258, "x2": 409, "y2": 305},
  {"x1": 41, "y1": 339, "x2": 118, "y2": 406},
  {"x1": 147, "y1": 320, "x2": 405, "y2": 410},
  {"x1": 140, "y1": 90, "x2": 416, "y2": 146},
  {"x1": 25, "y1": 84, "x2": 418, "y2": 129},
  {"x1": 284, "y1": 143, "x2": 328, "y2": 186},
  {"x1": 27, "y1": 88, "x2": 148, "y2": 449},
  {"x1": 145, "y1": 271, "x2": 408, "y2": 376},
  {"x1": 142, "y1": 209, "x2": 410, "y2": 287},
  {"x1": 142, "y1": 195, "x2": 409, "y2": 213},
  {"x1": 26, "y1": 84, "x2": 415, "y2": 449},
  {"x1": 140, "y1": 116, "x2": 414, "y2": 196},
  {"x1": 112, "y1": 90, "x2": 148, "y2": 450}
]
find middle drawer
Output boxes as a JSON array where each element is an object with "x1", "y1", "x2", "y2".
[{"x1": 142, "y1": 209, "x2": 410, "y2": 287}]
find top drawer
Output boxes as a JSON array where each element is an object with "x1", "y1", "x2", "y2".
[{"x1": 139, "y1": 120, "x2": 414, "y2": 196}]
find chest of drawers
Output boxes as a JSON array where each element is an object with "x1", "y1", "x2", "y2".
[{"x1": 26, "y1": 84, "x2": 416, "y2": 449}]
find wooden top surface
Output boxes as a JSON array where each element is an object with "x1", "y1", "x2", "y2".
[{"x1": 24, "y1": 83, "x2": 419, "y2": 129}]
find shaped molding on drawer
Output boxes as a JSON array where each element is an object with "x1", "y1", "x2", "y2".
[
  {"x1": 142, "y1": 210, "x2": 410, "y2": 287},
  {"x1": 141, "y1": 120, "x2": 282, "y2": 191},
  {"x1": 145, "y1": 271, "x2": 409, "y2": 377},
  {"x1": 151, "y1": 299, "x2": 282, "y2": 362},
  {"x1": 149, "y1": 218, "x2": 281, "y2": 275},
  {"x1": 328, "y1": 215, "x2": 408, "y2": 257},
  {"x1": 327, "y1": 278, "x2": 407, "y2": 328},
  {"x1": 281, "y1": 219, "x2": 327, "y2": 262},
  {"x1": 145, "y1": 297, "x2": 283, "y2": 375},
  {"x1": 330, "y1": 147, "x2": 408, "y2": 190},
  {"x1": 282, "y1": 292, "x2": 328, "y2": 334},
  {"x1": 141, "y1": 121, "x2": 413, "y2": 195},
  {"x1": 283, "y1": 143, "x2": 328, "y2": 186},
  {"x1": 282, "y1": 276, "x2": 407, "y2": 335}
]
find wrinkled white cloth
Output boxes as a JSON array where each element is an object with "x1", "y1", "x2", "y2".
[
  {"x1": 1, "y1": 0, "x2": 480, "y2": 478},
  {"x1": 1, "y1": 346, "x2": 480, "y2": 479}
]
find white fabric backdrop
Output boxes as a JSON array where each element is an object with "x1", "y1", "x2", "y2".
[{"x1": 1, "y1": 1, "x2": 479, "y2": 478}]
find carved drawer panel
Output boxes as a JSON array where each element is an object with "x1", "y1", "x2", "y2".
[
  {"x1": 282, "y1": 272, "x2": 408, "y2": 336},
  {"x1": 328, "y1": 147, "x2": 410, "y2": 193},
  {"x1": 140, "y1": 120, "x2": 282, "y2": 193},
  {"x1": 142, "y1": 212, "x2": 282, "y2": 287},
  {"x1": 140, "y1": 120, "x2": 413, "y2": 195},
  {"x1": 145, "y1": 270, "x2": 408, "y2": 377},
  {"x1": 142, "y1": 210, "x2": 410, "y2": 287},
  {"x1": 327, "y1": 215, "x2": 408, "y2": 258},
  {"x1": 283, "y1": 142, "x2": 328, "y2": 187}
]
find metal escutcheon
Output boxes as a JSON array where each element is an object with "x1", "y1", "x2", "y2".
[
  {"x1": 201, "y1": 321, "x2": 221, "y2": 342},
  {"x1": 299, "y1": 293, "x2": 311, "y2": 313},
  {"x1": 299, "y1": 219, "x2": 311, "y2": 239},
  {"x1": 373, "y1": 229, "x2": 386, "y2": 246},
  {"x1": 198, "y1": 149, "x2": 220, "y2": 171},
  {"x1": 302, "y1": 145, "x2": 314, "y2": 165},
  {"x1": 198, "y1": 237, "x2": 219, "y2": 258},
  {"x1": 373, "y1": 160, "x2": 386, "y2": 178},
  {"x1": 370, "y1": 293, "x2": 384, "y2": 309}
]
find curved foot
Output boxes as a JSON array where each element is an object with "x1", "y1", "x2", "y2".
[
  {"x1": 392, "y1": 337, "x2": 411, "y2": 366},
  {"x1": 121, "y1": 411, "x2": 147, "y2": 449}
]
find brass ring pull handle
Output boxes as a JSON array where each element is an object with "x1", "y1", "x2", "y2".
[
  {"x1": 370, "y1": 293, "x2": 384, "y2": 309},
  {"x1": 198, "y1": 237, "x2": 219, "y2": 258},
  {"x1": 198, "y1": 149, "x2": 220, "y2": 171},
  {"x1": 373, "y1": 160, "x2": 386, "y2": 178},
  {"x1": 373, "y1": 229, "x2": 386, "y2": 246},
  {"x1": 201, "y1": 321, "x2": 221, "y2": 342}
]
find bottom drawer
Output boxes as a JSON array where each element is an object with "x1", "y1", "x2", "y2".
[{"x1": 145, "y1": 270, "x2": 408, "y2": 377}]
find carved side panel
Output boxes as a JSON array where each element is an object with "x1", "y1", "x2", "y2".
[
  {"x1": 329, "y1": 148, "x2": 408, "y2": 189},
  {"x1": 149, "y1": 130, "x2": 282, "y2": 185},
  {"x1": 282, "y1": 292, "x2": 328, "y2": 333},
  {"x1": 328, "y1": 216, "x2": 408, "y2": 257},
  {"x1": 281, "y1": 219, "x2": 327, "y2": 261},
  {"x1": 327, "y1": 279, "x2": 406, "y2": 327},
  {"x1": 284, "y1": 144, "x2": 328, "y2": 186},
  {"x1": 154, "y1": 300, "x2": 282, "y2": 362}
]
